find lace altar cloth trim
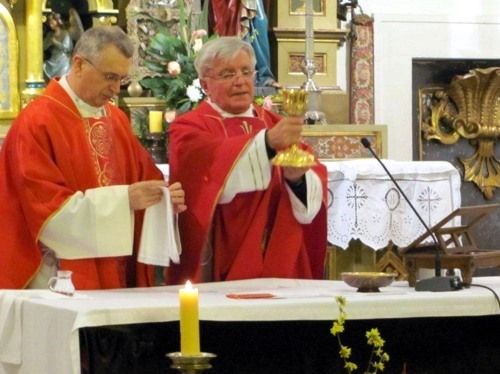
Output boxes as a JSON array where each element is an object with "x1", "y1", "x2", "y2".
[{"x1": 326, "y1": 159, "x2": 461, "y2": 250}]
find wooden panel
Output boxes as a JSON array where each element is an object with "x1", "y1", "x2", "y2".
[
  {"x1": 325, "y1": 241, "x2": 377, "y2": 280},
  {"x1": 276, "y1": 38, "x2": 339, "y2": 88}
]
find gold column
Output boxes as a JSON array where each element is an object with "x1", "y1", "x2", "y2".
[{"x1": 22, "y1": 0, "x2": 45, "y2": 106}]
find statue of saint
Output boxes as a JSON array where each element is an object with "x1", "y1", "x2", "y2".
[
  {"x1": 43, "y1": 10, "x2": 83, "y2": 81},
  {"x1": 209, "y1": 0, "x2": 281, "y2": 88}
]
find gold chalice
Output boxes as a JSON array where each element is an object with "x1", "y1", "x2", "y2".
[{"x1": 272, "y1": 89, "x2": 316, "y2": 167}]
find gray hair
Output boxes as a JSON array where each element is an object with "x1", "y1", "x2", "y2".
[
  {"x1": 194, "y1": 37, "x2": 256, "y2": 78},
  {"x1": 72, "y1": 26, "x2": 134, "y2": 61}
]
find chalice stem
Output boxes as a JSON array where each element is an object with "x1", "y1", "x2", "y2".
[{"x1": 272, "y1": 89, "x2": 315, "y2": 167}]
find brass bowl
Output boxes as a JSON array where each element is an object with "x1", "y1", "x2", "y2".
[{"x1": 341, "y1": 272, "x2": 397, "y2": 292}]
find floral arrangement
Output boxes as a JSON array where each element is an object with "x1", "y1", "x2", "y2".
[
  {"x1": 331, "y1": 296, "x2": 390, "y2": 373},
  {"x1": 139, "y1": 1, "x2": 210, "y2": 113}
]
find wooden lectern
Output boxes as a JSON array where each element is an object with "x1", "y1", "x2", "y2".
[{"x1": 401, "y1": 204, "x2": 500, "y2": 286}]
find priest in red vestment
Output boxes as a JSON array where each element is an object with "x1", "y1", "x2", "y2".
[
  {"x1": 0, "y1": 26, "x2": 186, "y2": 290},
  {"x1": 167, "y1": 37, "x2": 327, "y2": 284}
]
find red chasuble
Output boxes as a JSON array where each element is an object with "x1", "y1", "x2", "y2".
[
  {"x1": 167, "y1": 101, "x2": 327, "y2": 284},
  {"x1": 0, "y1": 80, "x2": 163, "y2": 289}
]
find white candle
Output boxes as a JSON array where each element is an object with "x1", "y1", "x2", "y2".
[
  {"x1": 179, "y1": 281, "x2": 200, "y2": 355},
  {"x1": 305, "y1": 0, "x2": 314, "y2": 61}
]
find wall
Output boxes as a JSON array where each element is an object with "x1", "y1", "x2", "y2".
[{"x1": 337, "y1": 0, "x2": 500, "y2": 160}]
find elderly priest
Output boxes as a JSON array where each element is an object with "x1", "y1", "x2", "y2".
[{"x1": 167, "y1": 37, "x2": 327, "y2": 284}]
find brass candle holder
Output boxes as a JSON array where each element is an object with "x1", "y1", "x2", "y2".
[
  {"x1": 167, "y1": 352, "x2": 216, "y2": 374},
  {"x1": 271, "y1": 89, "x2": 316, "y2": 167},
  {"x1": 145, "y1": 132, "x2": 167, "y2": 164}
]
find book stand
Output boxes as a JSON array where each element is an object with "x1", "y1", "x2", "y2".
[{"x1": 401, "y1": 204, "x2": 500, "y2": 286}]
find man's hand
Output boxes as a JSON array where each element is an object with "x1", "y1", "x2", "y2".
[
  {"x1": 266, "y1": 116, "x2": 304, "y2": 151},
  {"x1": 128, "y1": 180, "x2": 166, "y2": 210},
  {"x1": 168, "y1": 181, "x2": 187, "y2": 213},
  {"x1": 129, "y1": 180, "x2": 187, "y2": 213}
]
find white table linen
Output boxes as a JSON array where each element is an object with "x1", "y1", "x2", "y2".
[
  {"x1": 325, "y1": 159, "x2": 461, "y2": 249},
  {"x1": 1, "y1": 277, "x2": 499, "y2": 374}
]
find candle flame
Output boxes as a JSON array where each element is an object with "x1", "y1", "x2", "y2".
[{"x1": 185, "y1": 280, "x2": 192, "y2": 289}]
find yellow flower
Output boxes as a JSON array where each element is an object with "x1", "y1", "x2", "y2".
[
  {"x1": 344, "y1": 361, "x2": 358, "y2": 372},
  {"x1": 366, "y1": 328, "x2": 385, "y2": 348},
  {"x1": 339, "y1": 345, "x2": 352, "y2": 359},
  {"x1": 331, "y1": 321, "x2": 345, "y2": 336},
  {"x1": 335, "y1": 296, "x2": 347, "y2": 308},
  {"x1": 332, "y1": 298, "x2": 390, "y2": 373},
  {"x1": 374, "y1": 362, "x2": 386, "y2": 371}
]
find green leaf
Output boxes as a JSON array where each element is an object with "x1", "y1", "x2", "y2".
[
  {"x1": 142, "y1": 60, "x2": 166, "y2": 73},
  {"x1": 178, "y1": 100, "x2": 191, "y2": 113}
]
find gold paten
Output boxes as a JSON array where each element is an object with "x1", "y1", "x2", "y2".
[
  {"x1": 421, "y1": 67, "x2": 500, "y2": 199},
  {"x1": 272, "y1": 89, "x2": 316, "y2": 168}
]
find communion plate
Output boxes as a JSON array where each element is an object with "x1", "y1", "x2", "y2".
[{"x1": 341, "y1": 272, "x2": 397, "y2": 292}]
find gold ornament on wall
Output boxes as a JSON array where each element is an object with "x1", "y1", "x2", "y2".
[{"x1": 422, "y1": 67, "x2": 500, "y2": 199}]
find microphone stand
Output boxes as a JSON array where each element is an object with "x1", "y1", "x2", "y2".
[{"x1": 360, "y1": 138, "x2": 461, "y2": 292}]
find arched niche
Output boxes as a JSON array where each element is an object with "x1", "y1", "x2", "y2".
[{"x1": 0, "y1": 2, "x2": 20, "y2": 120}]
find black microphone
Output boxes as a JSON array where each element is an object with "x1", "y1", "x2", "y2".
[{"x1": 360, "y1": 138, "x2": 461, "y2": 292}]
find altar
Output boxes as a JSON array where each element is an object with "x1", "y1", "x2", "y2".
[{"x1": 1, "y1": 277, "x2": 499, "y2": 374}]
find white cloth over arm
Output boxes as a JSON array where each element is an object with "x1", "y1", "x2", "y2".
[
  {"x1": 219, "y1": 129, "x2": 322, "y2": 223},
  {"x1": 138, "y1": 187, "x2": 182, "y2": 266},
  {"x1": 40, "y1": 185, "x2": 134, "y2": 259}
]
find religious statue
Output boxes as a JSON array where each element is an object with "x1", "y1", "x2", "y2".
[
  {"x1": 209, "y1": 0, "x2": 280, "y2": 88},
  {"x1": 43, "y1": 9, "x2": 83, "y2": 81}
]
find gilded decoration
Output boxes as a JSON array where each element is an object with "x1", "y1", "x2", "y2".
[
  {"x1": 86, "y1": 118, "x2": 113, "y2": 186},
  {"x1": 421, "y1": 67, "x2": 500, "y2": 199},
  {"x1": 0, "y1": 2, "x2": 19, "y2": 119}
]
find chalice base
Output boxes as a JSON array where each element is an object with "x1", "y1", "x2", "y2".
[{"x1": 272, "y1": 144, "x2": 316, "y2": 167}]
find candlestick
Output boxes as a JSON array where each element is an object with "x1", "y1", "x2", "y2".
[
  {"x1": 167, "y1": 352, "x2": 216, "y2": 373},
  {"x1": 302, "y1": 0, "x2": 326, "y2": 124},
  {"x1": 149, "y1": 110, "x2": 163, "y2": 133},
  {"x1": 179, "y1": 281, "x2": 200, "y2": 355}
]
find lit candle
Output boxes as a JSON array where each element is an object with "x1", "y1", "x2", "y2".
[
  {"x1": 179, "y1": 281, "x2": 200, "y2": 355},
  {"x1": 149, "y1": 110, "x2": 163, "y2": 133}
]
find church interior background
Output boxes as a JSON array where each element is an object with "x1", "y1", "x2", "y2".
[{"x1": 1, "y1": 0, "x2": 499, "y2": 278}]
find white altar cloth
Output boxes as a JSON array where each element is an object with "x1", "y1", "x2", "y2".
[
  {"x1": 325, "y1": 159, "x2": 461, "y2": 249},
  {"x1": 1, "y1": 277, "x2": 499, "y2": 374}
]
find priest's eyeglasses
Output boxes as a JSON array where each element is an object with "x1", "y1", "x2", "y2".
[
  {"x1": 81, "y1": 57, "x2": 129, "y2": 85},
  {"x1": 207, "y1": 68, "x2": 256, "y2": 82}
]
